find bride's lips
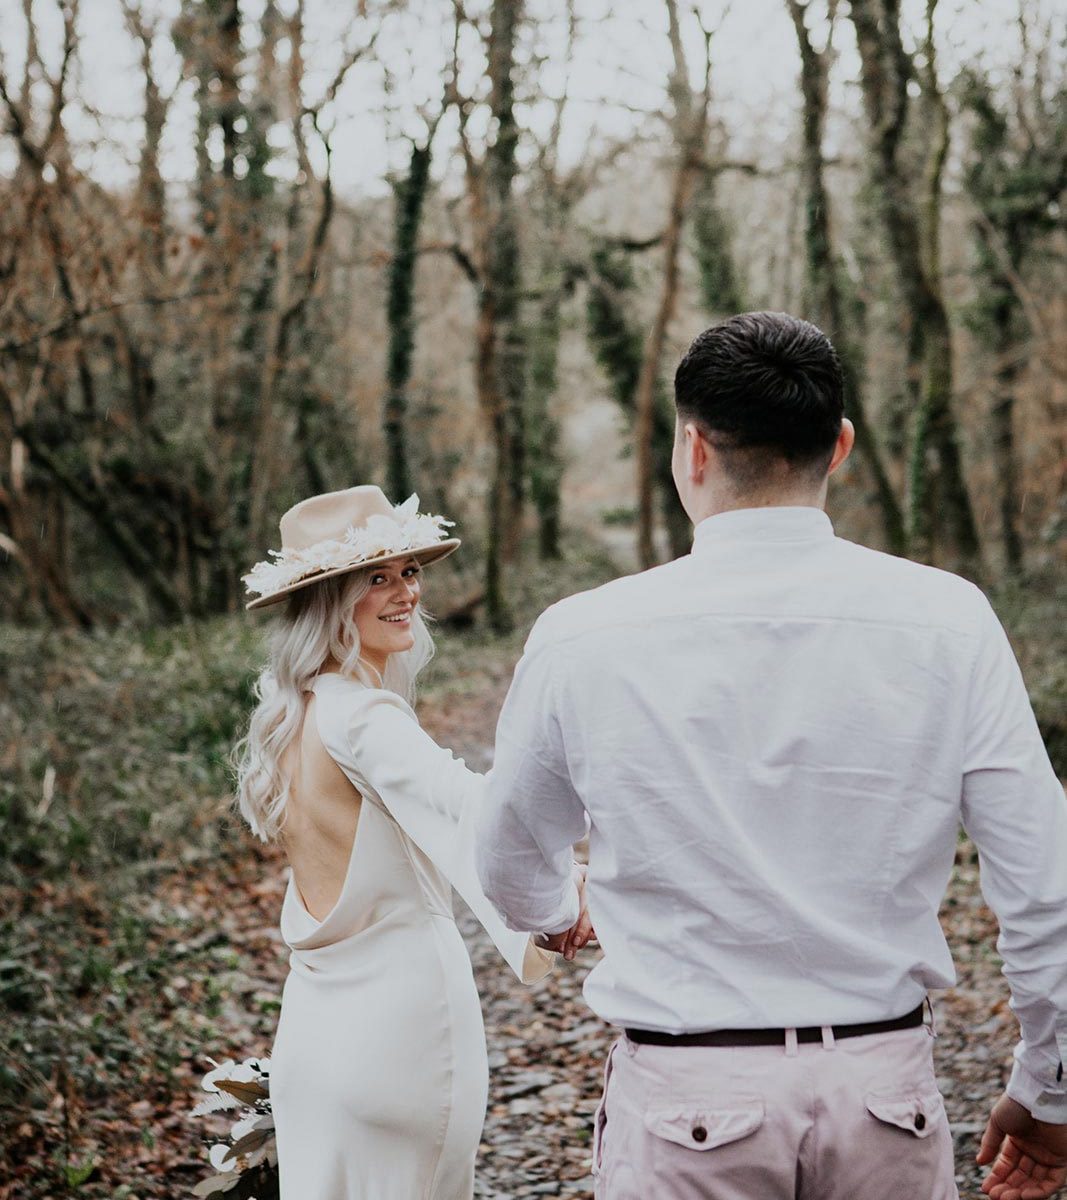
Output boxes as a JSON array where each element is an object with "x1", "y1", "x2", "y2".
[{"x1": 380, "y1": 609, "x2": 412, "y2": 624}]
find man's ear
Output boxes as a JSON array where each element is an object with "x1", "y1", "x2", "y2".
[
  {"x1": 684, "y1": 421, "x2": 709, "y2": 483},
  {"x1": 827, "y1": 418, "x2": 855, "y2": 477}
]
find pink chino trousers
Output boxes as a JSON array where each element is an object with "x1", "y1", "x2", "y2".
[{"x1": 592, "y1": 1025, "x2": 959, "y2": 1200}]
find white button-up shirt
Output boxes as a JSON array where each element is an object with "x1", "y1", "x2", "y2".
[{"x1": 476, "y1": 506, "x2": 1067, "y2": 1121}]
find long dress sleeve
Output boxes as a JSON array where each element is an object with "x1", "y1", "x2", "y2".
[{"x1": 313, "y1": 676, "x2": 553, "y2": 984}]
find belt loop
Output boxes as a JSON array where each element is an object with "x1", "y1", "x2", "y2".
[
  {"x1": 785, "y1": 1027, "x2": 799, "y2": 1058},
  {"x1": 924, "y1": 996, "x2": 937, "y2": 1039},
  {"x1": 821, "y1": 1024, "x2": 836, "y2": 1050}
]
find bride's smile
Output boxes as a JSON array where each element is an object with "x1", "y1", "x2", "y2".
[{"x1": 355, "y1": 560, "x2": 422, "y2": 673}]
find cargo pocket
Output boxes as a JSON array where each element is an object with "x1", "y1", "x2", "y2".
[
  {"x1": 591, "y1": 1041, "x2": 618, "y2": 1178},
  {"x1": 865, "y1": 1086, "x2": 945, "y2": 1138},
  {"x1": 643, "y1": 1097, "x2": 764, "y2": 1151}
]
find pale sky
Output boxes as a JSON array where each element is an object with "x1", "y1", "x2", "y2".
[{"x1": 0, "y1": 0, "x2": 1054, "y2": 198}]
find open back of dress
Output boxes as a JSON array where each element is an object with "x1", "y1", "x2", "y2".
[{"x1": 269, "y1": 674, "x2": 550, "y2": 1200}]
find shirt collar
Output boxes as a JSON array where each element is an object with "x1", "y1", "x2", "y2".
[{"x1": 692, "y1": 506, "x2": 834, "y2": 550}]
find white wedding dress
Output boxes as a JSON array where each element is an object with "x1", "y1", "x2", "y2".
[{"x1": 268, "y1": 674, "x2": 551, "y2": 1200}]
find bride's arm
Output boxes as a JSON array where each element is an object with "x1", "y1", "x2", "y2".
[
  {"x1": 342, "y1": 687, "x2": 482, "y2": 821},
  {"x1": 332, "y1": 685, "x2": 554, "y2": 983}
]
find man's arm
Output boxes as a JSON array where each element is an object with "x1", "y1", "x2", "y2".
[
  {"x1": 961, "y1": 596, "x2": 1067, "y2": 1122},
  {"x1": 476, "y1": 629, "x2": 588, "y2": 937},
  {"x1": 961, "y1": 597, "x2": 1067, "y2": 1197}
]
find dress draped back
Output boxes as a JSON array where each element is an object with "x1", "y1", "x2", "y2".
[{"x1": 269, "y1": 674, "x2": 551, "y2": 1199}]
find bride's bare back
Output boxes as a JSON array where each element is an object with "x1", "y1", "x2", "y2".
[{"x1": 280, "y1": 692, "x2": 362, "y2": 921}]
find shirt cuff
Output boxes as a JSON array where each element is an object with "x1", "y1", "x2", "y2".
[
  {"x1": 539, "y1": 868, "x2": 583, "y2": 936},
  {"x1": 1007, "y1": 1058, "x2": 1067, "y2": 1123}
]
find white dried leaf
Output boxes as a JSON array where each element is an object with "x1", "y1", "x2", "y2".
[
  {"x1": 191, "y1": 1171, "x2": 241, "y2": 1196},
  {"x1": 190, "y1": 1092, "x2": 241, "y2": 1117}
]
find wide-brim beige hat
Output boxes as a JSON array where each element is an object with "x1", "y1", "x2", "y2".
[{"x1": 243, "y1": 485, "x2": 460, "y2": 611}]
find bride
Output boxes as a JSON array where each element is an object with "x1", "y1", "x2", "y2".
[{"x1": 234, "y1": 485, "x2": 589, "y2": 1199}]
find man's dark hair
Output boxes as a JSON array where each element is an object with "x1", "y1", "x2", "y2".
[{"x1": 674, "y1": 312, "x2": 845, "y2": 486}]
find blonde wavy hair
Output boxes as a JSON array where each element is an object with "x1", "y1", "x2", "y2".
[{"x1": 233, "y1": 566, "x2": 434, "y2": 841}]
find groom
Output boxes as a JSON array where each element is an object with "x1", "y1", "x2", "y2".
[{"x1": 475, "y1": 311, "x2": 1067, "y2": 1199}]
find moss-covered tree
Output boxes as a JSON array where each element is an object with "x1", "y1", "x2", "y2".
[
  {"x1": 958, "y1": 61, "x2": 1067, "y2": 571},
  {"x1": 586, "y1": 243, "x2": 690, "y2": 558},
  {"x1": 787, "y1": 0, "x2": 905, "y2": 553},
  {"x1": 385, "y1": 134, "x2": 436, "y2": 503},
  {"x1": 849, "y1": 0, "x2": 981, "y2": 571}
]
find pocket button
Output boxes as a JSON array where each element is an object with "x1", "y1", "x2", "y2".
[
  {"x1": 692, "y1": 1125, "x2": 708, "y2": 1143},
  {"x1": 914, "y1": 1113, "x2": 926, "y2": 1131}
]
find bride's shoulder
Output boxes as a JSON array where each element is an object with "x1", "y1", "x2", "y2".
[
  {"x1": 311, "y1": 673, "x2": 417, "y2": 722},
  {"x1": 308, "y1": 675, "x2": 423, "y2": 772}
]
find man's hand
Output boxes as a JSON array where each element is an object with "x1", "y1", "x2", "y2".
[
  {"x1": 977, "y1": 1094, "x2": 1067, "y2": 1199},
  {"x1": 536, "y1": 865, "x2": 597, "y2": 962},
  {"x1": 561, "y1": 864, "x2": 596, "y2": 961}
]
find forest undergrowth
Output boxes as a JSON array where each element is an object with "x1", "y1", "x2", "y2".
[{"x1": 0, "y1": 545, "x2": 1063, "y2": 1199}]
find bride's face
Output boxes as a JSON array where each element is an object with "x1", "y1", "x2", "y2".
[{"x1": 354, "y1": 558, "x2": 422, "y2": 669}]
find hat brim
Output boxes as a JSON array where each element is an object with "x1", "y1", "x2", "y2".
[{"x1": 245, "y1": 538, "x2": 461, "y2": 611}]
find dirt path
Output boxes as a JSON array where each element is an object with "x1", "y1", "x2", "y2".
[{"x1": 423, "y1": 680, "x2": 1022, "y2": 1200}]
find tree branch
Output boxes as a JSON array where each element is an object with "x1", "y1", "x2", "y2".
[
  {"x1": 0, "y1": 289, "x2": 229, "y2": 356},
  {"x1": 417, "y1": 241, "x2": 480, "y2": 285}
]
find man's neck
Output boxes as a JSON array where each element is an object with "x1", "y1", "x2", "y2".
[{"x1": 686, "y1": 488, "x2": 828, "y2": 527}]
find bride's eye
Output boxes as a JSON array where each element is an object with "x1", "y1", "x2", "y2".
[{"x1": 402, "y1": 565, "x2": 421, "y2": 578}]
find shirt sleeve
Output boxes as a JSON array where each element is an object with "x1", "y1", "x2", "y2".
[
  {"x1": 336, "y1": 686, "x2": 554, "y2": 984},
  {"x1": 960, "y1": 596, "x2": 1067, "y2": 1123},
  {"x1": 477, "y1": 627, "x2": 587, "y2": 935}
]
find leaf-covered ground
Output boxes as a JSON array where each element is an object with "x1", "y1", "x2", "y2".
[{"x1": 1, "y1": 559, "x2": 1062, "y2": 1199}]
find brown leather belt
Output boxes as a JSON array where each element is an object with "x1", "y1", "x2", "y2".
[{"x1": 625, "y1": 1003, "x2": 925, "y2": 1047}]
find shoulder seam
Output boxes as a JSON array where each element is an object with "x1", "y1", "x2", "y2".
[{"x1": 530, "y1": 608, "x2": 981, "y2": 654}]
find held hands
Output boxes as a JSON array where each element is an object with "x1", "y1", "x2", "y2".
[
  {"x1": 978, "y1": 1094, "x2": 1067, "y2": 1199},
  {"x1": 535, "y1": 864, "x2": 597, "y2": 962}
]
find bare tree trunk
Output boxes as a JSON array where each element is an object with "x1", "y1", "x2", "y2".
[
  {"x1": 246, "y1": 4, "x2": 373, "y2": 548},
  {"x1": 217, "y1": 0, "x2": 241, "y2": 182},
  {"x1": 787, "y1": 0, "x2": 905, "y2": 554},
  {"x1": 524, "y1": 1, "x2": 578, "y2": 561},
  {"x1": 586, "y1": 244, "x2": 690, "y2": 559},
  {"x1": 486, "y1": 0, "x2": 527, "y2": 563},
  {"x1": 635, "y1": 0, "x2": 710, "y2": 568},
  {"x1": 990, "y1": 304, "x2": 1024, "y2": 573},
  {"x1": 849, "y1": 0, "x2": 981, "y2": 570},
  {"x1": 527, "y1": 285, "x2": 564, "y2": 560},
  {"x1": 474, "y1": 294, "x2": 512, "y2": 629},
  {"x1": 248, "y1": 155, "x2": 334, "y2": 546},
  {"x1": 384, "y1": 136, "x2": 434, "y2": 502},
  {"x1": 451, "y1": 0, "x2": 526, "y2": 630},
  {"x1": 635, "y1": 162, "x2": 693, "y2": 568},
  {"x1": 124, "y1": 2, "x2": 168, "y2": 276},
  {"x1": 958, "y1": 52, "x2": 1067, "y2": 571},
  {"x1": 691, "y1": 170, "x2": 742, "y2": 316}
]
